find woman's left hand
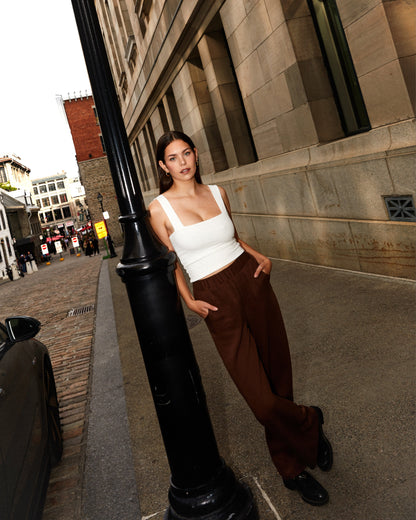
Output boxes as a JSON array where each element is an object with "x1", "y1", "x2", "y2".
[{"x1": 254, "y1": 257, "x2": 272, "y2": 278}]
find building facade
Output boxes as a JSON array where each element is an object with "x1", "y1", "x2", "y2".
[
  {"x1": 0, "y1": 189, "x2": 42, "y2": 265},
  {"x1": 95, "y1": 0, "x2": 416, "y2": 279},
  {"x1": 0, "y1": 193, "x2": 17, "y2": 278},
  {"x1": 31, "y1": 173, "x2": 83, "y2": 237},
  {"x1": 61, "y1": 93, "x2": 123, "y2": 245},
  {"x1": 0, "y1": 156, "x2": 32, "y2": 193}
]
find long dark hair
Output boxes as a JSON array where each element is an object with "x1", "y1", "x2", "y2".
[{"x1": 156, "y1": 130, "x2": 202, "y2": 194}]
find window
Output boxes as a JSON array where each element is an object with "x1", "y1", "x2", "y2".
[
  {"x1": 307, "y1": 0, "x2": 370, "y2": 135},
  {"x1": 36, "y1": 199, "x2": 41, "y2": 208},
  {"x1": 0, "y1": 210, "x2": 4, "y2": 229},
  {"x1": 57, "y1": 181, "x2": 65, "y2": 189},
  {"x1": 33, "y1": 186, "x2": 39, "y2": 195},
  {"x1": 136, "y1": 0, "x2": 153, "y2": 37},
  {"x1": 62, "y1": 206, "x2": 71, "y2": 218},
  {"x1": 48, "y1": 182, "x2": 56, "y2": 191},
  {"x1": 54, "y1": 208, "x2": 63, "y2": 220},
  {"x1": 40, "y1": 213, "x2": 45, "y2": 224},
  {"x1": 60, "y1": 193, "x2": 68, "y2": 203},
  {"x1": 5, "y1": 237, "x2": 11, "y2": 256},
  {"x1": 51, "y1": 195, "x2": 59, "y2": 204},
  {"x1": 45, "y1": 211, "x2": 54, "y2": 222},
  {"x1": 42, "y1": 197, "x2": 51, "y2": 207},
  {"x1": 93, "y1": 106, "x2": 100, "y2": 125},
  {"x1": 39, "y1": 184, "x2": 47, "y2": 193}
]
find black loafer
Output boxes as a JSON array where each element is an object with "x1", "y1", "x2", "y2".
[
  {"x1": 283, "y1": 471, "x2": 329, "y2": 506},
  {"x1": 311, "y1": 406, "x2": 333, "y2": 471}
]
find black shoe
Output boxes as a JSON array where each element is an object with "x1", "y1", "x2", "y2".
[
  {"x1": 311, "y1": 406, "x2": 333, "y2": 471},
  {"x1": 283, "y1": 471, "x2": 329, "y2": 506}
]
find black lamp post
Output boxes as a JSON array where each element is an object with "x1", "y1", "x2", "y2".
[
  {"x1": 70, "y1": 1, "x2": 257, "y2": 518},
  {"x1": 97, "y1": 191, "x2": 117, "y2": 258}
]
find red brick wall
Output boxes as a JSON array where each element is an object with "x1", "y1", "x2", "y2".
[{"x1": 63, "y1": 96, "x2": 105, "y2": 162}]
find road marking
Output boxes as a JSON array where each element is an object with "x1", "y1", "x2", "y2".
[{"x1": 253, "y1": 476, "x2": 283, "y2": 520}]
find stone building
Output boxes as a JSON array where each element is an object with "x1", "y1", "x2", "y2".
[
  {"x1": 0, "y1": 189, "x2": 42, "y2": 264},
  {"x1": 0, "y1": 192, "x2": 17, "y2": 278},
  {"x1": 61, "y1": 93, "x2": 123, "y2": 245},
  {"x1": 95, "y1": 0, "x2": 415, "y2": 279},
  {"x1": 31, "y1": 173, "x2": 85, "y2": 237},
  {"x1": 0, "y1": 155, "x2": 32, "y2": 193}
]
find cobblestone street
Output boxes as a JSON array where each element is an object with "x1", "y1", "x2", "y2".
[{"x1": 0, "y1": 251, "x2": 102, "y2": 520}]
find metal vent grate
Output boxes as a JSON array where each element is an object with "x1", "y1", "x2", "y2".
[
  {"x1": 384, "y1": 195, "x2": 416, "y2": 222},
  {"x1": 67, "y1": 305, "x2": 95, "y2": 317}
]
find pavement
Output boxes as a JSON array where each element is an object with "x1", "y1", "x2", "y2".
[{"x1": 1, "y1": 248, "x2": 415, "y2": 519}]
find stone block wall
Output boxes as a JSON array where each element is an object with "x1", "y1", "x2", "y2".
[
  {"x1": 79, "y1": 157, "x2": 123, "y2": 246},
  {"x1": 97, "y1": 0, "x2": 416, "y2": 278}
]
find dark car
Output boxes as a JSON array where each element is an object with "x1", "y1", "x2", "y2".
[{"x1": 0, "y1": 316, "x2": 63, "y2": 520}]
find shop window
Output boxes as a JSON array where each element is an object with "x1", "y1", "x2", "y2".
[
  {"x1": 54, "y1": 208, "x2": 63, "y2": 220},
  {"x1": 307, "y1": 0, "x2": 370, "y2": 135},
  {"x1": 45, "y1": 211, "x2": 54, "y2": 222},
  {"x1": 62, "y1": 206, "x2": 71, "y2": 218}
]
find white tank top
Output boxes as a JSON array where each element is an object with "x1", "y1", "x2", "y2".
[{"x1": 155, "y1": 185, "x2": 244, "y2": 282}]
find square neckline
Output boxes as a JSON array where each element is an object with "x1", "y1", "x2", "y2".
[{"x1": 160, "y1": 185, "x2": 223, "y2": 229}]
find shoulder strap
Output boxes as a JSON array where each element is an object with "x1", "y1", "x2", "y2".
[
  {"x1": 155, "y1": 195, "x2": 183, "y2": 230},
  {"x1": 209, "y1": 185, "x2": 227, "y2": 214}
]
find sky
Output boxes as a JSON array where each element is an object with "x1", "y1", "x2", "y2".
[{"x1": 0, "y1": 0, "x2": 91, "y2": 180}]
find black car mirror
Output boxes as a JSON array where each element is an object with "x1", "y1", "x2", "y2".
[{"x1": 5, "y1": 316, "x2": 41, "y2": 342}]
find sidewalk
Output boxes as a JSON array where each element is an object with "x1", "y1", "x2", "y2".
[{"x1": 84, "y1": 254, "x2": 415, "y2": 520}]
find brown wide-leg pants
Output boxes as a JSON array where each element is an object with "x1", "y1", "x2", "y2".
[{"x1": 193, "y1": 252, "x2": 319, "y2": 479}]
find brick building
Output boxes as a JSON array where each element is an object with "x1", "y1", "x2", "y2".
[
  {"x1": 61, "y1": 93, "x2": 123, "y2": 245},
  {"x1": 93, "y1": 0, "x2": 415, "y2": 279}
]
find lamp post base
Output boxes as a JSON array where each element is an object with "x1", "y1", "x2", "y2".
[{"x1": 165, "y1": 460, "x2": 258, "y2": 520}]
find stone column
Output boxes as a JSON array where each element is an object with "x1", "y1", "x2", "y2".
[{"x1": 198, "y1": 32, "x2": 256, "y2": 168}]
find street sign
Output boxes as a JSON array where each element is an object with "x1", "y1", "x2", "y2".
[
  {"x1": 103, "y1": 211, "x2": 110, "y2": 220},
  {"x1": 55, "y1": 241, "x2": 63, "y2": 254},
  {"x1": 41, "y1": 244, "x2": 49, "y2": 255},
  {"x1": 72, "y1": 236, "x2": 80, "y2": 248},
  {"x1": 95, "y1": 220, "x2": 107, "y2": 239}
]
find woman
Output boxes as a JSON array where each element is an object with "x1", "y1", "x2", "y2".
[{"x1": 149, "y1": 131, "x2": 333, "y2": 506}]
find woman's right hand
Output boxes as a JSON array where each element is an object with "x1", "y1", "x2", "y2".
[{"x1": 188, "y1": 299, "x2": 218, "y2": 318}]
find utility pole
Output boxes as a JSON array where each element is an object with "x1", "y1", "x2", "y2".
[{"x1": 70, "y1": 1, "x2": 257, "y2": 518}]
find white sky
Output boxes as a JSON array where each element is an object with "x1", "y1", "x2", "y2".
[{"x1": 0, "y1": 0, "x2": 91, "y2": 180}]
